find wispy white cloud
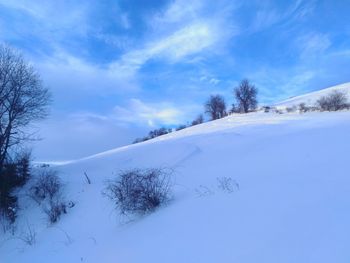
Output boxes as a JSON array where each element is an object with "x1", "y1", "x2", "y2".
[
  {"x1": 200, "y1": 75, "x2": 220, "y2": 85},
  {"x1": 0, "y1": 0, "x2": 91, "y2": 41},
  {"x1": 120, "y1": 13, "x2": 131, "y2": 29},
  {"x1": 149, "y1": 22, "x2": 218, "y2": 61},
  {"x1": 34, "y1": 51, "x2": 140, "y2": 96},
  {"x1": 109, "y1": 21, "x2": 219, "y2": 77},
  {"x1": 296, "y1": 32, "x2": 331, "y2": 59},
  {"x1": 151, "y1": 0, "x2": 202, "y2": 27},
  {"x1": 249, "y1": 67, "x2": 317, "y2": 103},
  {"x1": 249, "y1": 0, "x2": 316, "y2": 32},
  {"x1": 250, "y1": 8, "x2": 281, "y2": 32},
  {"x1": 330, "y1": 49, "x2": 350, "y2": 57},
  {"x1": 113, "y1": 99, "x2": 186, "y2": 127},
  {"x1": 0, "y1": 0, "x2": 135, "y2": 57},
  {"x1": 0, "y1": 0, "x2": 237, "y2": 95},
  {"x1": 107, "y1": 0, "x2": 237, "y2": 79}
]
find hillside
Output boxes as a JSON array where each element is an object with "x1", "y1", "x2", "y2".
[
  {"x1": 275, "y1": 82, "x2": 350, "y2": 109},
  {"x1": 1, "y1": 86, "x2": 350, "y2": 262}
]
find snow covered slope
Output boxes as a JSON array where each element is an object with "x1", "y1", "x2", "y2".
[
  {"x1": 1, "y1": 92, "x2": 350, "y2": 262},
  {"x1": 275, "y1": 82, "x2": 350, "y2": 108}
]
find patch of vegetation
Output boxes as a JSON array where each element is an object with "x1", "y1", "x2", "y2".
[
  {"x1": 0, "y1": 152, "x2": 31, "y2": 229},
  {"x1": 104, "y1": 168, "x2": 173, "y2": 216}
]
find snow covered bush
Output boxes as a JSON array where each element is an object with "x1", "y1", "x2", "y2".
[
  {"x1": 133, "y1": 127, "x2": 172, "y2": 144},
  {"x1": 176, "y1": 124, "x2": 187, "y2": 131},
  {"x1": 28, "y1": 169, "x2": 70, "y2": 224},
  {"x1": 298, "y1": 103, "x2": 308, "y2": 113},
  {"x1": 263, "y1": 106, "x2": 271, "y2": 113},
  {"x1": 0, "y1": 152, "x2": 31, "y2": 228},
  {"x1": 44, "y1": 200, "x2": 67, "y2": 224},
  {"x1": 217, "y1": 177, "x2": 239, "y2": 193},
  {"x1": 105, "y1": 168, "x2": 172, "y2": 216},
  {"x1": 0, "y1": 194, "x2": 17, "y2": 232},
  {"x1": 317, "y1": 91, "x2": 349, "y2": 111},
  {"x1": 28, "y1": 169, "x2": 61, "y2": 204},
  {"x1": 191, "y1": 114, "x2": 204, "y2": 126},
  {"x1": 0, "y1": 169, "x2": 19, "y2": 226},
  {"x1": 286, "y1": 106, "x2": 297, "y2": 113}
]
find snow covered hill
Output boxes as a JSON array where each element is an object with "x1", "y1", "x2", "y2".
[
  {"x1": 275, "y1": 82, "x2": 350, "y2": 109},
  {"x1": 1, "y1": 85, "x2": 350, "y2": 263}
]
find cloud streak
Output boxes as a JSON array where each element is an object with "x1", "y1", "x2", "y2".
[
  {"x1": 296, "y1": 32, "x2": 331, "y2": 59},
  {"x1": 113, "y1": 99, "x2": 189, "y2": 127},
  {"x1": 109, "y1": 21, "x2": 220, "y2": 77}
]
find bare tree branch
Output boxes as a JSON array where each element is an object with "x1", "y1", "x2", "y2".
[
  {"x1": 234, "y1": 79, "x2": 258, "y2": 113},
  {"x1": 0, "y1": 44, "x2": 50, "y2": 169},
  {"x1": 204, "y1": 95, "x2": 227, "y2": 120}
]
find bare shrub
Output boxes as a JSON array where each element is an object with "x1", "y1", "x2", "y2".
[
  {"x1": 263, "y1": 106, "x2": 271, "y2": 113},
  {"x1": 148, "y1": 127, "x2": 172, "y2": 139},
  {"x1": 55, "y1": 226, "x2": 74, "y2": 246},
  {"x1": 133, "y1": 127, "x2": 172, "y2": 144},
  {"x1": 191, "y1": 114, "x2": 204, "y2": 126},
  {"x1": 44, "y1": 199, "x2": 67, "y2": 224},
  {"x1": 0, "y1": 211, "x2": 16, "y2": 234},
  {"x1": 0, "y1": 190, "x2": 18, "y2": 225},
  {"x1": 317, "y1": 91, "x2": 348, "y2": 111},
  {"x1": 28, "y1": 169, "x2": 71, "y2": 224},
  {"x1": 28, "y1": 169, "x2": 61, "y2": 204},
  {"x1": 0, "y1": 151, "x2": 32, "y2": 225},
  {"x1": 217, "y1": 177, "x2": 239, "y2": 193},
  {"x1": 176, "y1": 124, "x2": 187, "y2": 131},
  {"x1": 18, "y1": 222, "x2": 36, "y2": 246},
  {"x1": 286, "y1": 106, "x2": 297, "y2": 113},
  {"x1": 298, "y1": 103, "x2": 310, "y2": 113},
  {"x1": 195, "y1": 185, "x2": 214, "y2": 197},
  {"x1": 104, "y1": 168, "x2": 172, "y2": 216}
]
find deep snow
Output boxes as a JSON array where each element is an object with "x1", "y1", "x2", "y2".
[{"x1": 1, "y1": 84, "x2": 350, "y2": 263}]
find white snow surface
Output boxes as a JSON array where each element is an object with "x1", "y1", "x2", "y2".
[
  {"x1": 275, "y1": 82, "x2": 350, "y2": 108},
  {"x1": 1, "y1": 85, "x2": 350, "y2": 263}
]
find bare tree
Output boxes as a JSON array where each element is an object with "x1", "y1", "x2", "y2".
[
  {"x1": 191, "y1": 114, "x2": 204, "y2": 126},
  {"x1": 317, "y1": 91, "x2": 348, "y2": 111},
  {"x1": 0, "y1": 45, "x2": 50, "y2": 169},
  {"x1": 204, "y1": 95, "x2": 227, "y2": 120},
  {"x1": 229, "y1": 103, "x2": 239, "y2": 114},
  {"x1": 175, "y1": 124, "x2": 187, "y2": 131},
  {"x1": 234, "y1": 79, "x2": 258, "y2": 113}
]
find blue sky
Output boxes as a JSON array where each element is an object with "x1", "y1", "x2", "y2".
[{"x1": 0, "y1": 0, "x2": 349, "y2": 160}]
